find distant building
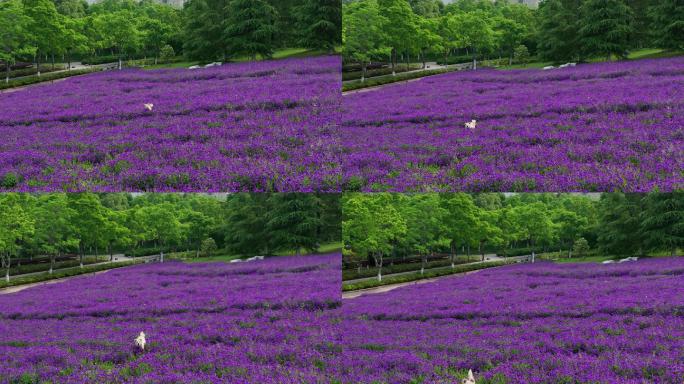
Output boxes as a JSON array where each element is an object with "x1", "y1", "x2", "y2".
[{"x1": 86, "y1": 0, "x2": 186, "y2": 8}]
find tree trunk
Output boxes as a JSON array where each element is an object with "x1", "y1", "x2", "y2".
[
  {"x1": 5, "y1": 62, "x2": 9, "y2": 84},
  {"x1": 391, "y1": 49, "x2": 396, "y2": 76},
  {"x1": 154, "y1": 56, "x2": 158, "y2": 65},
  {"x1": 36, "y1": 53, "x2": 41, "y2": 77},
  {"x1": 375, "y1": 252, "x2": 383, "y2": 282},
  {"x1": 5, "y1": 254, "x2": 11, "y2": 282},
  {"x1": 472, "y1": 47, "x2": 477, "y2": 70},
  {"x1": 67, "y1": 51, "x2": 71, "y2": 71},
  {"x1": 51, "y1": 53, "x2": 55, "y2": 70},
  {"x1": 49, "y1": 253, "x2": 56, "y2": 275},
  {"x1": 160, "y1": 250, "x2": 164, "y2": 263},
  {"x1": 361, "y1": 61, "x2": 366, "y2": 83}
]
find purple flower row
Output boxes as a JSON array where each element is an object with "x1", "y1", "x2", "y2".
[
  {"x1": 0, "y1": 57, "x2": 342, "y2": 192},
  {"x1": 341, "y1": 57, "x2": 684, "y2": 191}
]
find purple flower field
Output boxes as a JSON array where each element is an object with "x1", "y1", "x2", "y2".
[
  {"x1": 341, "y1": 57, "x2": 684, "y2": 192},
  {"x1": 332, "y1": 257, "x2": 684, "y2": 383},
  {"x1": 0, "y1": 57, "x2": 341, "y2": 192},
  {"x1": 0, "y1": 255, "x2": 341, "y2": 383}
]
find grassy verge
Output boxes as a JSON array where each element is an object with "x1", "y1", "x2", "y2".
[
  {"x1": 343, "y1": 67, "x2": 456, "y2": 92},
  {"x1": 144, "y1": 48, "x2": 337, "y2": 70},
  {"x1": 0, "y1": 68, "x2": 98, "y2": 90},
  {"x1": 342, "y1": 260, "x2": 515, "y2": 291},
  {"x1": 0, "y1": 260, "x2": 143, "y2": 289},
  {"x1": 178, "y1": 242, "x2": 342, "y2": 263},
  {"x1": 496, "y1": 49, "x2": 683, "y2": 70}
]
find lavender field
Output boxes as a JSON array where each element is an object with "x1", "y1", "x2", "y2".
[
  {"x1": 0, "y1": 57, "x2": 341, "y2": 192},
  {"x1": 332, "y1": 258, "x2": 684, "y2": 383},
  {"x1": 341, "y1": 57, "x2": 684, "y2": 192},
  {"x1": 0, "y1": 255, "x2": 341, "y2": 383}
]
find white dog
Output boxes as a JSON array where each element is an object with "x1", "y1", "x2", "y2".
[
  {"x1": 144, "y1": 103, "x2": 154, "y2": 112},
  {"x1": 462, "y1": 369, "x2": 476, "y2": 384},
  {"x1": 134, "y1": 331, "x2": 146, "y2": 351},
  {"x1": 465, "y1": 120, "x2": 477, "y2": 130}
]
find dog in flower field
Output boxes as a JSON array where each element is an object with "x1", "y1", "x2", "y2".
[
  {"x1": 465, "y1": 120, "x2": 477, "y2": 130},
  {"x1": 462, "y1": 369, "x2": 476, "y2": 384},
  {"x1": 144, "y1": 103, "x2": 154, "y2": 112},
  {"x1": 134, "y1": 331, "x2": 146, "y2": 352}
]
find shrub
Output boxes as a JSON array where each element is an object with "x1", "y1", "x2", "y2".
[
  {"x1": 573, "y1": 238, "x2": 591, "y2": 257},
  {"x1": 514, "y1": 45, "x2": 531, "y2": 64},
  {"x1": 159, "y1": 45, "x2": 176, "y2": 62},
  {"x1": 200, "y1": 238, "x2": 218, "y2": 256}
]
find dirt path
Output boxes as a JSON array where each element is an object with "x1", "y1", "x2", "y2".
[
  {"x1": 0, "y1": 270, "x2": 112, "y2": 295},
  {"x1": 342, "y1": 269, "x2": 482, "y2": 299}
]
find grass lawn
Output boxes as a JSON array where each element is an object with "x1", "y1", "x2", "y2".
[
  {"x1": 496, "y1": 48, "x2": 683, "y2": 70},
  {"x1": 143, "y1": 47, "x2": 339, "y2": 70},
  {"x1": 183, "y1": 242, "x2": 342, "y2": 263}
]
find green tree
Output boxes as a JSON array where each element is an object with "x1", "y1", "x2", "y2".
[
  {"x1": 537, "y1": 0, "x2": 582, "y2": 62},
  {"x1": 23, "y1": 0, "x2": 64, "y2": 75},
  {"x1": 640, "y1": 192, "x2": 684, "y2": 256},
  {"x1": 183, "y1": 0, "x2": 229, "y2": 60},
  {"x1": 296, "y1": 0, "x2": 341, "y2": 53},
  {"x1": 266, "y1": 194, "x2": 322, "y2": 255},
  {"x1": 342, "y1": 0, "x2": 388, "y2": 81},
  {"x1": 579, "y1": 0, "x2": 633, "y2": 60},
  {"x1": 0, "y1": 0, "x2": 34, "y2": 83},
  {"x1": 0, "y1": 194, "x2": 35, "y2": 282},
  {"x1": 378, "y1": 0, "x2": 417, "y2": 75},
  {"x1": 33, "y1": 194, "x2": 77, "y2": 274},
  {"x1": 572, "y1": 237, "x2": 590, "y2": 257},
  {"x1": 441, "y1": 193, "x2": 479, "y2": 268},
  {"x1": 224, "y1": 0, "x2": 277, "y2": 60},
  {"x1": 649, "y1": 0, "x2": 684, "y2": 51},
  {"x1": 597, "y1": 193, "x2": 644, "y2": 256}
]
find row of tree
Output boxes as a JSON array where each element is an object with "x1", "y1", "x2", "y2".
[
  {"x1": 0, "y1": 193, "x2": 341, "y2": 282},
  {"x1": 342, "y1": 193, "x2": 683, "y2": 280},
  {"x1": 538, "y1": 0, "x2": 683, "y2": 61},
  {"x1": 0, "y1": 0, "x2": 340, "y2": 81},
  {"x1": 184, "y1": 0, "x2": 340, "y2": 60},
  {"x1": 343, "y1": 0, "x2": 683, "y2": 79}
]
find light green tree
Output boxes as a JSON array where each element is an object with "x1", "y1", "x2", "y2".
[{"x1": 343, "y1": 0, "x2": 388, "y2": 82}]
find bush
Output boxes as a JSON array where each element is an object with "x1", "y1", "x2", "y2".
[
  {"x1": 200, "y1": 238, "x2": 218, "y2": 256},
  {"x1": 514, "y1": 45, "x2": 531, "y2": 64},
  {"x1": 342, "y1": 63, "x2": 423, "y2": 81},
  {"x1": 81, "y1": 56, "x2": 120, "y2": 65},
  {"x1": 0, "y1": 68, "x2": 97, "y2": 91},
  {"x1": 573, "y1": 238, "x2": 591, "y2": 257},
  {"x1": 343, "y1": 67, "x2": 455, "y2": 92},
  {"x1": 342, "y1": 260, "x2": 516, "y2": 291},
  {"x1": 160, "y1": 45, "x2": 176, "y2": 62}
]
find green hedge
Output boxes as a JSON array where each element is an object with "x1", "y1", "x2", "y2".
[
  {"x1": 0, "y1": 68, "x2": 98, "y2": 90},
  {"x1": 343, "y1": 257, "x2": 481, "y2": 281},
  {"x1": 0, "y1": 260, "x2": 143, "y2": 289},
  {"x1": 342, "y1": 63, "x2": 423, "y2": 81},
  {"x1": 342, "y1": 260, "x2": 516, "y2": 291},
  {"x1": 81, "y1": 55, "x2": 120, "y2": 65},
  {"x1": 5, "y1": 64, "x2": 66, "y2": 79},
  {"x1": 9, "y1": 257, "x2": 102, "y2": 276},
  {"x1": 343, "y1": 67, "x2": 453, "y2": 92}
]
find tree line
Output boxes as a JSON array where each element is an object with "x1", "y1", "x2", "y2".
[
  {"x1": 0, "y1": 193, "x2": 341, "y2": 282},
  {"x1": 343, "y1": 0, "x2": 683, "y2": 79},
  {"x1": 342, "y1": 193, "x2": 683, "y2": 278},
  {"x1": 0, "y1": 0, "x2": 340, "y2": 80}
]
